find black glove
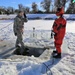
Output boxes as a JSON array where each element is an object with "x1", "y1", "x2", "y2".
[
  {"x1": 15, "y1": 33, "x2": 17, "y2": 36},
  {"x1": 54, "y1": 33, "x2": 57, "y2": 36},
  {"x1": 51, "y1": 31, "x2": 54, "y2": 39},
  {"x1": 51, "y1": 30, "x2": 54, "y2": 38},
  {"x1": 51, "y1": 30, "x2": 56, "y2": 38},
  {"x1": 24, "y1": 13, "x2": 28, "y2": 22},
  {"x1": 24, "y1": 13, "x2": 27, "y2": 18}
]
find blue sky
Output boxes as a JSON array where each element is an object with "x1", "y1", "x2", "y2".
[
  {"x1": 0, "y1": 0, "x2": 42, "y2": 9},
  {"x1": 0, "y1": 0, "x2": 70, "y2": 11}
]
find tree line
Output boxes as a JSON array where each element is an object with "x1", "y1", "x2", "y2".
[{"x1": 0, "y1": 0, "x2": 75, "y2": 14}]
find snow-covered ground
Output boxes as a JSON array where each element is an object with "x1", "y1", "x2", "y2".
[
  {"x1": 0, "y1": 14, "x2": 75, "y2": 20},
  {"x1": 0, "y1": 15, "x2": 75, "y2": 75}
]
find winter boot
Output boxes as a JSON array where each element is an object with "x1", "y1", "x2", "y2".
[
  {"x1": 22, "y1": 46, "x2": 29, "y2": 55},
  {"x1": 53, "y1": 53, "x2": 61, "y2": 58},
  {"x1": 16, "y1": 45, "x2": 20, "y2": 48},
  {"x1": 52, "y1": 50, "x2": 57, "y2": 56}
]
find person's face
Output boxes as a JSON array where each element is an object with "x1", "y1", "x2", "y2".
[{"x1": 19, "y1": 12, "x2": 24, "y2": 16}]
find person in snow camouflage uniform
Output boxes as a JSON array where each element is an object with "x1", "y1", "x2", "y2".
[
  {"x1": 13, "y1": 10, "x2": 28, "y2": 54},
  {"x1": 51, "y1": 7, "x2": 67, "y2": 58}
]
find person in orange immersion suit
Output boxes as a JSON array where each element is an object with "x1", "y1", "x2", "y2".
[{"x1": 51, "y1": 7, "x2": 67, "y2": 58}]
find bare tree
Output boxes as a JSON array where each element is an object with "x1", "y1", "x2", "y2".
[
  {"x1": 54, "y1": 0, "x2": 68, "y2": 12},
  {"x1": 18, "y1": 4, "x2": 30, "y2": 14},
  {"x1": 32, "y1": 2, "x2": 38, "y2": 13},
  {"x1": 54, "y1": 0, "x2": 60, "y2": 7},
  {"x1": 0, "y1": 6, "x2": 7, "y2": 14},
  {"x1": 18, "y1": 4, "x2": 23, "y2": 10},
  {"x1": 54, "y1": 0, "x2": 60, "y2": 11},
  {"x1": 41, "y1": 0, "x2": 51, "y2": 13},
  {"x1": 66, "y1": 0, "x2": 75, "y2": 13},
  {"x1": 22, "y1": 6, "x2": 30, "y2": 13},
  {"x1": 7, "y1": 7, "x2": 14, "y2": 14},
  {"x1": 61, "y1": 0, "x2": 69, "y2": 8},
  {"x1": 25, "y1": 7, "x2": 30, "y2": 13}
]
